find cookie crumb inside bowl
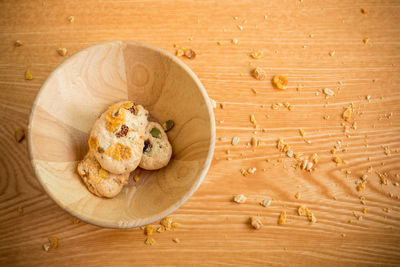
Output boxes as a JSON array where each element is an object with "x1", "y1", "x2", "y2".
[{"x1": 28, "y1": 40, "x2": 215, "y2": 228}]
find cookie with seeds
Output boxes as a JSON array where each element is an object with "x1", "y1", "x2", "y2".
[
  {"x1": 88, "y1": 101, "x2": 148, "y2": 174},
  {"x1": 139, "y1": 122, "x2": 172, "y2": 170},
  {"x1": 77, "y1": 152, "x2": 130, "y2": 198}
]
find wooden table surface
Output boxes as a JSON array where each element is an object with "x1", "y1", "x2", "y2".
[{"x1": 1, "y1": 0, "x2": 400, "y2": 266}]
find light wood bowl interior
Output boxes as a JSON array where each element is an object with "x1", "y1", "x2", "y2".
[{"x1": 27, "y1": 40, "x2": 215, "y2": 228}]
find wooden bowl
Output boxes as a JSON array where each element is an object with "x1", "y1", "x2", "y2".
[{"x1": 27, "y1": 41, "x2": 215, "y2": 228}]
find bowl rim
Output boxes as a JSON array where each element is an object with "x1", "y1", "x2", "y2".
[{"x1": 27, "y1": 40, "x2": 216, "y2": 228}]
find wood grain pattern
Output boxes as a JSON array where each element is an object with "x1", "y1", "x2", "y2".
[{"x1": 1, "y1": 0, "x2": 400, "y2": 266}]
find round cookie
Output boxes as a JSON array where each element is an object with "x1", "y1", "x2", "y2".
[
  {"x1": 88, "y1": 101, "x2": 148, "y2": 174},
  {"x1": 77, "y1": 152, "x2": 130, "y2": 198},
  {"x1": 139, "y1": 122, "x2": 172, "y2": 170}
]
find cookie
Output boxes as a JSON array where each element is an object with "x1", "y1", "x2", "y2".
[
  {"x1": 139, "y1": 122, "x2": 172, "y2": 170},
  {"x1": 88, "y1": 101, "x2": 148, "y2": 174},
  {"x1": 77, "y1": 152, "x2": 130, "y2": 198}
]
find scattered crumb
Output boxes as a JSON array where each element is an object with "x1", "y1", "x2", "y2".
[
  {"x1": 133, "y1": 175, "x2": 140, "y2": 182},
  {"x1": 260, "y1": 198, "x2": 272, "y2": 207},
  {"x1": 250, "y1": 50, "x2": 263, "y2": 59},
  {"x1": 25, "y1": 69, "x2": 33, "y2": 80},
  {"x1": 362, "y1": 208, "x2": 367, "y2": 214},
  {"x1": 361, "y1": 8, "x2": 368, "y2": 14},
  {"x1": 272, "y1": 75, "x2": 288, "y2": 90},
  {"x1": 17, "y1": 207, "x2": 23, "y2": 215},
  {"x1": 342, "y1": 104, "x2": 353, "y2": 121},
  {"x1": 250, "y1": 114, "x2": 256, "y2": 125},
  {"x1": 232, "y1": 38, "x2": 238, "y2": 44},
  {"x1": 220, "y1": 103, "x2": 225, "y2": 109},
  {"x1": 233, "y1": 194, "x2": 247, "y2": 204},
  {"x1": 299, "y1": 129, "x2": 306, "y2": 137},
  {"x1": 252, "y1": 67, "x2": 266, "y2": 80},
  {"x1": 248, "y1": 167, "x2": 256, "y2": 174},
  {"x1": 72, "y1": 218, "x2": 80, "y2": 224},
  {"x1": 333, "y1": 156, "x2": 342, "y2": 164},
  {"x1": 14, "y1": 40, "x2": 23, "y2": 47},
  {"x1": 176, "y1": 48, "x2": 196, "y2": 59},
  {"x1": 377, "y1": 172, "x2": 388, "y2": 185},
  {"x1": 42, "y1": 244, "x2": 50, "y2": 252},
  {"x1": 298, "y1": 206, "x2": 317, "y2": 223},
  {"x1": 278, "y1": 211, "x2": 287, "y2": 225},
  {"x1": 323, "y1": 88, "x2": 335, "y2": 96},
  {"x1": 341, "y1": 233, "x2": 346, "y2": 237},
  {"x1": 145, "y1": 237, "x2": 156, "y2": 245},
  {"x1": 184, "y1": 49, "x2": 196, "y2": 59},
  {"x1": 251, "y1": 88, "x2": 258, "y2": 95},
  {"x1": 295, "y1": 192, "x2": 301, "y2": 199},
  {"x1": 48, "y1": 237, "x2": 58, "y2": 249},
  {"x1": 250, "y1": 216, "x2": 263, "y2": 230},
  {"x1": 329, "y1": 51, "x2": 335, "y2": 57},
  {"x1": 240, "y1": 168, "x2": 249, "y2": 176},
  {"x1": 231, "y1": 136, "x2": 240, "y2": 145},
  {"x1": 217, "y1": 41, "x2": 223, "y2": 46},
  {"x1": 144, "y1": 225, "x2": 155, "y2": 236},
  {"x1": 56, "y1": 48, "x2": 67, "y2": 57},
  {"x1": 357, "y1": 182, "x2": 366, "y2": 191},
  {"x1": 171, "y1": 222, "x2": 179, "y2": 228},
  {"x1": 383, "y1": 207, "x2": 391, "y2": 213},
  {"x1": 15, "y1": 128, "x2": 25, "y2": 143},
  {"x1": 363, "y1": 38, "x2": 369, "y2": 44},
  {"x1": 172, "y1": 238, "x2": 180, "y2": 243},
  {"x1": 67, "y1": 16, "x2": 75, "y2": 23}
]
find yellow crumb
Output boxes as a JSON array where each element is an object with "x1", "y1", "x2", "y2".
[
  {"x1": 48, "y1": 237, "x2": 58, "y2": 249},
  {"x1": 342, "y1": 105, "x2": 353, "y2": 121},
  {"x1": 72, "y1": 218, "x2": 80, "y2": 224},
  {"x1": 362, "y1": 208, "x2": 367, "y2": 214},
  {"x1": 361, "y1": 8, "x2": 368, "y2": 14},
  {"x1": 272, "y1": 75, "x2": 288, "y2": 90},
  {"x1": 278, "y1": 211, "x2": 287, "y2": 225},
  {"x1": 377, "y1": 172, "x2": 387, "y2": 185},
  {"x1": 363, "y1": 38, "x2": 369, "y2": 44},
  {"x1": 330, "y1": 148, "x2": 336, "y2": 154},
  {"x1": 250, "y1": 50, "x2": 263, "y2": 59},
  {"x1": 176, "y1": 48, "x2": 185, "y2": 57},
  {"x1": 299, "y1": 129, "x2": 305, "y2": 137},
  {"x1": 144, "y1": 237, "x2": 156, "y2": 245},
  {"x1": 333, "y1": 156, "x2": 342, "y2": 164},
  {"x1": 357, "y1": 182, "x2": 366, "y2": 191},
  {"x1": 172, "y1": 238, "x2": 180, "y2": 243},
  {"x1": 133, "y1": 175, "x2": 140, "y2": 182},
  {"x1": 295, "y1": 192, "x2": 301, "y2": 199},
  {"x1": 25, "y1": 69, "x2": 33, "y2": 80},
  {"x1": 250, "y1": 114, "x2": 256, "y2": 125},
  {"x1": 145, "y1": 225, "x2": 155, "y2": 236},
  {"x1": 160, "y1": 217, "x2": 173, "y2": 230}
]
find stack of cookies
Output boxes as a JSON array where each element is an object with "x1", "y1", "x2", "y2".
[{"x1": 77, "y1": 101, "x2": 172, "y2": 198}]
